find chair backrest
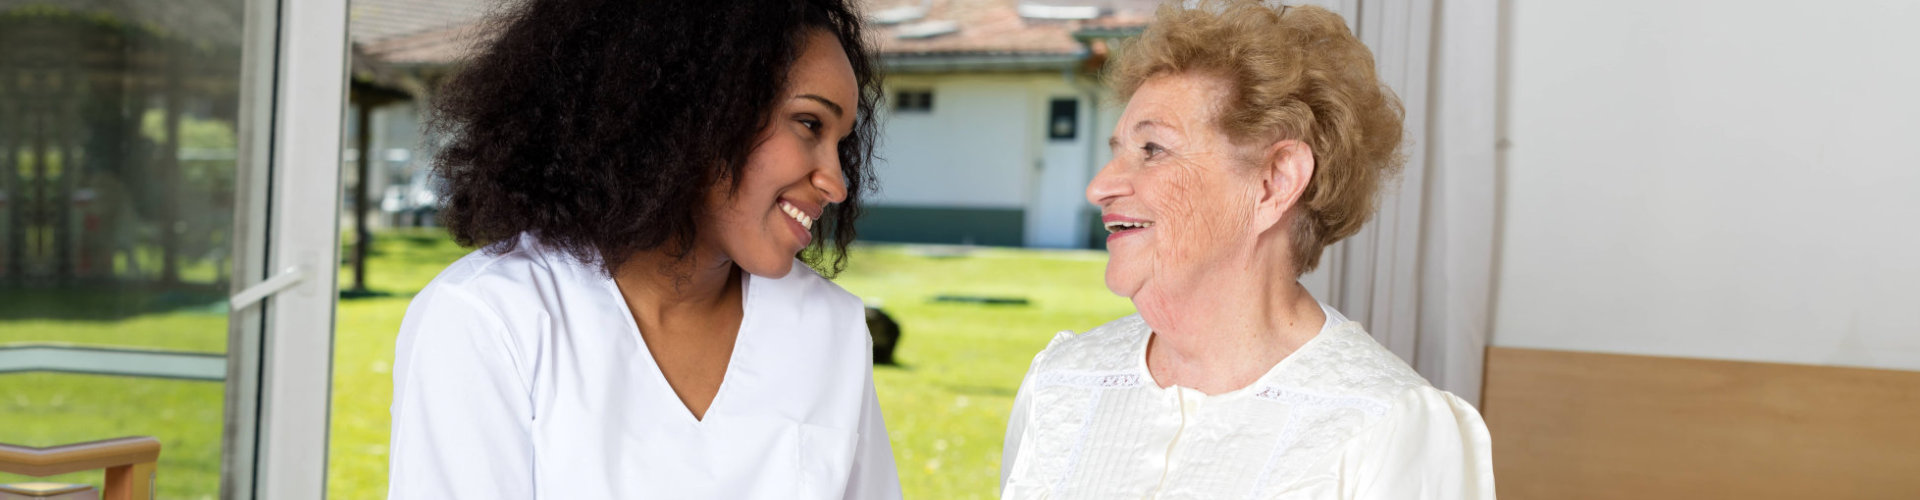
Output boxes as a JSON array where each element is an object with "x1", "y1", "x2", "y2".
[{"x1": 0, "y1": 437, "x2": 159, "y2": 500}]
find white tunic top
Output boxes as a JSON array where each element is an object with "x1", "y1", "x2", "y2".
[
  {"x1": 387, "y1": 235, "x2": 901, "y2": 499},
  {"x1": 1000, "y1": 306, "x2": 1495, "y2": 499}
]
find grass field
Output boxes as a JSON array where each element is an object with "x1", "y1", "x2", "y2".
[
  {"x1": 4, "y1": 229, "x2": 1133, "y2": 499},
  {"x1": 1, "y1": 293, "x2": 228, "y2": 498}
]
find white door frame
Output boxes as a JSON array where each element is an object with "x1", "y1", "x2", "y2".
[
  {"x1": 258, "y1": 0, "x2": 349, "y2": 494},
  {"x1": 223, "y1": 0, "x2": 348, "y2": 497}
]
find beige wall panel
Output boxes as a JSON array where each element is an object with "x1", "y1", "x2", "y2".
[{"x1": 1484, "y1": 347, "x2": 1920, "y2": 499}]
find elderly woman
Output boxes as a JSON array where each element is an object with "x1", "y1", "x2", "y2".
[{"x1": 1000, "y1": 2, "x2": 1494, "y2": 498}]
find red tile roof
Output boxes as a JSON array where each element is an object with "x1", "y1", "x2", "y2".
[
  {"x1": 869, "y1": 0, "x2": 1154, "y2": 56},
  {"x1": 360, "y1": 21, "x2": 488, "y2": 67},
  {"x1": 351, "y1": 0, "x2": 1158, "y2": 68},
  {"x1": 349, "y1": 0, "x2": 497, "y2": 47}
]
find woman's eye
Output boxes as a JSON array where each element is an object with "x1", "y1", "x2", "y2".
[
  {"x1": 1141, "y1": 142, "x2": 1165, "y2": 159},
  {"x1": 798, "y1": 117, "x2": 823, "y2": 134}
]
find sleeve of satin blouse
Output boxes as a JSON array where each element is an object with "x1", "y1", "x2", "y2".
[
  {"x1": 387, "y1": 285, "x2": 537, "y2": 500},
  {"x1": 845, "y1": 358, "x2": 905, "y2": 500},
  {"x1": 999, "y1": 348, "x2": 1046, "y2": 494},
  {"x1": 1342, "y1": 388, "x2": 1497, "y2": 500}
]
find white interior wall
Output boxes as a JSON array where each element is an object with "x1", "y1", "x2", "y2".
[{"x1": 1494, "y1": 0, "x2": 1920, "y2": 371}]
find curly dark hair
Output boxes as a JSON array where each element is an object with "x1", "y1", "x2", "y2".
[{"x1": 430, "y1": 0, "x2": 880, "y2": 277}]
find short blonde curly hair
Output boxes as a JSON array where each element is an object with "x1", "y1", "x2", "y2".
[{"x1": 1111, "y1": 0, "x2": 1405, "y2": 275}]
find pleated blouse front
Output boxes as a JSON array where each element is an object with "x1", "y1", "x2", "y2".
[{"x1": 1000, "y1": 307, "x2": 1495, "y2": 499}]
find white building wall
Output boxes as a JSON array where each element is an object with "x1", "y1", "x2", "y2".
[
  {"x1": 1494, "y1": 0, "x2": 1920, "y2": 371},
  {"x1": 872, "y1": 75, "x2": 1037, "y2": 209},
  {"x1": 1028, "y1": 78, "x2": 1100, "y2": 248},
  {"x1": 872, "y1": 73, "x2": 1103, "y2": 247}
]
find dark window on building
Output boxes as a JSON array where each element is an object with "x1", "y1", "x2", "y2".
[
  {"x1": 895, "y1": 90, "x2": 933, "y2": 113},
  {"x1": 1048, "y1": 98, "x2": 1079, "y2": 141}
]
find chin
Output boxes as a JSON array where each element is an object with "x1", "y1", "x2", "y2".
[
  {"x1": 737, "y1": 253, "x2": 797, "y2": 279},
  {"x1": 1103, "y1": 267, "x2": 1142, "y2": 298}
]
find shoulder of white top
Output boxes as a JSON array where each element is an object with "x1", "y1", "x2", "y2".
[
  {"x1": 764, "y1": 260, "x2": 864, "y2": 312},
  {"x1": 1030, "y1": 314, "x2": 1149, "y2": 371},
  {"x1": 1260, "y1": 321, "x2": 1434, "y2": 403}
]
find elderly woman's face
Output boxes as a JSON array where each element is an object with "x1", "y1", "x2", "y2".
[
  {"x1": 702, "y1": 30, "x2": 856, "y2": 278},
  {"x1": 1088, "y1": 73, "x2": 1265, "y2": 306}
]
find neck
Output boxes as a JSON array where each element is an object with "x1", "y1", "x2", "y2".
[
  {"x1": 1139, "y1": 243, "x2": 1325, "y2": 395},
  {"x1": 612, "y1": 242, "x2": 739, "y2": 324}
]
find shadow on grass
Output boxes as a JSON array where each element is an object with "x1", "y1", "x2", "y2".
[
  {"x1": 339, "y1": 288, "x2": 397, "y2": 300},
  {"x1": 393, "y1": 232, "x2": 453, "y2": 248},
  {"x1": 338, "y1": 228, "x2": 462, "y2": 263}
]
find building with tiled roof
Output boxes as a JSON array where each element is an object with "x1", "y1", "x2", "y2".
[
  {"x1": 346, "y1": 0, "x2": 1155, "y2": 70},
  {"x1": 347, "y1": 0, "x2": 1164, "y2": 248},
  {"x1": 853, "y1": 0, "x2": 1158, "y2": 247},
  {"x1": 867, "y1": 0, "x2": 1152, "y2": 71}
]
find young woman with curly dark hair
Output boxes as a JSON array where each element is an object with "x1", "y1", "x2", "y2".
[{"x1": 385, "y1": 0, "x2": 901, "y2": 497}]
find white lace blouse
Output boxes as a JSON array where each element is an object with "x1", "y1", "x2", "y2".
[{"x1": 1000, "y1": 306, "x2": 1495, "y2": 499}]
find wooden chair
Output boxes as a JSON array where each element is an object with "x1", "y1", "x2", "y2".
[{"x1": 0, "y1": 437, "x2": 159, "y2": 500}]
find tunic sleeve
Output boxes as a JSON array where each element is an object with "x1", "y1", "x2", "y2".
[
  {"x1": 387, "y1": 286, "x2": 537, "y2": 499},
  {"x1": 1000, "y1": 348, "x2": 1047, "y2": 493},
  {"x1": 844, "y1": 359, "x2": 905, "y2": 500},
  {"x1": 1339, "y1": 388, "x2": 1497, "y2": 500}
]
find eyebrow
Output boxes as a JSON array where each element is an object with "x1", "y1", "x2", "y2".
[
  {"x1": 798, "y1": 94, "x2": 845, "y2": 118},
  {"x1": 1109, "y1": 119, "x2": 1173, "y2": 149}
]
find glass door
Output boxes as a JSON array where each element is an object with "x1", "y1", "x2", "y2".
[{"x1": 0, "y1": 0, "x2": 346, "y2": 498}]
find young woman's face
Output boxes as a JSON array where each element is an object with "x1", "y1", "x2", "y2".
[{"x1": 703, "y1": 30, "x2": 858, "y2": 278}]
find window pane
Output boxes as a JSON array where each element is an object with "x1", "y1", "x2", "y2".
[{"x1": 0, "y1": 1, "x2": 259, "y2": 498}]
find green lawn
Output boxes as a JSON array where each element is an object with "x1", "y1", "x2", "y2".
[
  {"x1": 0, "y1": 374, "x2": 226, "y2": 500},
  {"x1": 3, "y1": 229, "x2": 1134, "y2": 499},
  {"x1": 1, "y1": 293, "x2": 228, "y2": 498}
]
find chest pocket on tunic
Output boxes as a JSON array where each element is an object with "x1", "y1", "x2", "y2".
[{"x1": 793, "y1": 422, "x2": 858, "y2": 500}]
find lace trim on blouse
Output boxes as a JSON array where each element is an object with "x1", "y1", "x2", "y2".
[
  {"x1": 1034, "y1": 371, "x2": 1146, "y2": 389},
  {"x1": 1245, "y1": 387, "x2": 1392, "y2": 497},
  {"x1": 1032, "y1": 370, "x2": 1143, "y2": 495},
  {"x1": 1251, "y1": 386, "x2": 1391, "y2": 416}
]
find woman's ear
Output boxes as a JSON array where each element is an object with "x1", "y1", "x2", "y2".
[{"x1": 1253, "y1": 139, "x2": 1314, "y2": 233}]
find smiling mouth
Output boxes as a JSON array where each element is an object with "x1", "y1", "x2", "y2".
[
  {"x1": 1103, "y1": 220, "x2": 1154, "y2": 234},
  {"x1": 779, "y1": 200, "x2": 815, "y2": 230}
]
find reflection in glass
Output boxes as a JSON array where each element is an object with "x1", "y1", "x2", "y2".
[{"x1": 0, "y1": 1, "x2": 252, "y2": 498}]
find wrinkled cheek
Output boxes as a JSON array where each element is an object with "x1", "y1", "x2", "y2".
[
  {"x1": 1150, "y1": 175, "x2": 1248, "y2": 289},
  {"x1": 1149, "y1": 173, "x2": 1198, "y2": 269},
  {"x1": 1155, "y1": 199, "x2": 1199, "y2": 265}
]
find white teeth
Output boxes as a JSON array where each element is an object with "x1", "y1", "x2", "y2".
[
  {"x1": 1103, "y1": 221, "x2": 1154, "y2": 233},
  {"x1": 780, "y1": 201, "x2": 814, "y2": 230}
]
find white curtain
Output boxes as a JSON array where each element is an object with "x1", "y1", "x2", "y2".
[{"x1": 1299, "y1": 0, "x2": 1499, "y2": 405}]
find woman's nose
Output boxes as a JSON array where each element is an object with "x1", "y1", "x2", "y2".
[
  {"x1": 815, "y1": 154, "x2": 849, "y2": 204},
  {"x1": 1085, "y1": 159, "x2": 1130, "y2": 207}
]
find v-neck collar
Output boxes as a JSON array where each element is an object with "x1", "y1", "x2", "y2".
[{"x1": 604, "y1": 268, "x2": 757, "y2": 425}]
